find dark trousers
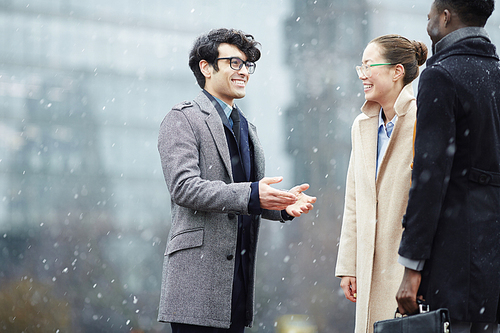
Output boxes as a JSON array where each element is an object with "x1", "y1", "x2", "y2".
[{"x1": 171, "y1": 262, "x2": 247, "y2": 333}]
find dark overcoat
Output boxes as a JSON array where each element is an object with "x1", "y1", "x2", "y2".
[{"x1": 399, "y1": 34, "x2": 500, "y2": 322}]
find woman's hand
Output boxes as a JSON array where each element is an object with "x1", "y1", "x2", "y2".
[{"x1": 340, "y1": 276, "x2": 357, "y2": 302}]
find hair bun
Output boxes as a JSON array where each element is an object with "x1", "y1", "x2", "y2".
[{"x1": 412, "y1": 40, "x2": 429, "y2": 66}]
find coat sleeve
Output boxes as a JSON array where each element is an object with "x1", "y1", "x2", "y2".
[
  {"x1": 158, "y1": 105, "x2": 252, "y2": 215},
  {"x1": 335, "y1": 122, "x2": 358, "y2": 277},
  {"x1": 398, "y1": 65, "x2": 456, "y2": 260}
]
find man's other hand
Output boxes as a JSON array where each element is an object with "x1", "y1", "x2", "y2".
[{"x1": 285, "y1": 183, "x2": 316, "y2": 217}]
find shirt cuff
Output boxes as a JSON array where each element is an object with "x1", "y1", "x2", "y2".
[
  {"x1": 248, "y1": 182, "x2": 263, "y2": 215},
  {"x1": 398, "y1": 255, "x2": 425, "y2": 271}
]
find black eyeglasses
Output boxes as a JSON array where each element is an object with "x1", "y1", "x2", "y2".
[{"x1": 215, "y1": 57, "x2": 256, "y2": 74}]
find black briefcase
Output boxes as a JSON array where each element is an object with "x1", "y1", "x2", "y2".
[{"x1": 373, "y1": 303, "x2": 450, "y2": 333}]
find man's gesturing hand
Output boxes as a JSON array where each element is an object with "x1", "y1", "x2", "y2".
[
  {"x1": 259, "y1": 177, "x2": 297, "y2": 210},
  {"x1": 285, "y1": 183, "x2": 316, "y2": 217}
]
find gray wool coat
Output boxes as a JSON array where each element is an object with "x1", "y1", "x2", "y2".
[{"x1": 157, "y1": 91, "x2": 283, "y2": 328}]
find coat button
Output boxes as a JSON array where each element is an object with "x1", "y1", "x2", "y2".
[
  {"x1": 479, "y1": 174, "x2": 489, "y2": 184},
  {"x1": 228, "y1": 213, "x2": 236, "y2": 219},
  {"x1": 226, "y1": 254, "x2": 234, "y2": 260}
]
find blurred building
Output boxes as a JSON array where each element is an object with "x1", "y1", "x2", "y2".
[{"x1": 0, "y1": 1, "x2": 183, "y2": 331}]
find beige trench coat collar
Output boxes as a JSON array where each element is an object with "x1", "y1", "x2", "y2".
[{"x1": 357, "y1": 84, "x2": 416, "y2": 195}]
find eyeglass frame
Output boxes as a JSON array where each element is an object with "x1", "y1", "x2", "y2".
[
  {"x1": 356, "y1": 63, "x2": 396, "y2": 78},
  {"x1": 215, "y1": 57, "x2": 256, "y2": 74}
]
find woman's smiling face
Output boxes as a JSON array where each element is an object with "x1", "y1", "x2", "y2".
[{"x1": 359, "y1": 42, "x2": 396, "y2": 106}]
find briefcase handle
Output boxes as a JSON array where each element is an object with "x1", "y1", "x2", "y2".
[{"x1": 394, "y1": 299, "x2": 433, "y2": 318}]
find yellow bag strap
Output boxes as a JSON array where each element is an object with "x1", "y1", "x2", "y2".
[{"x1": 410, "y1": 119, "x2": 416, "y2": 170}]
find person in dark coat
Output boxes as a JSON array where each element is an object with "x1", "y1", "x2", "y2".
[
  {"x1": 396, "y1": 1, "x2": 500, "y2": 332},
  {"x1": 157, "y1": 28, "x2": 316, "y2": 333}
]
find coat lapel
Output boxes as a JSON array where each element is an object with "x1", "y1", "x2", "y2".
[
  {"x1": 358, "y1": 109, "x2": 378, "y2": 197},
  {"x1": 193, "y1": 92, "x2": 233, "y2": 179},
  {"x1": 248, "y1": 122, "x2": 264, "y2": 180},
  {"x1": 375, "y1": 84, "x2": 416, "y2": 185}
]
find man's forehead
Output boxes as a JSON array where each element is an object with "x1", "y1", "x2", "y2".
[{"x1": 218, "y1": 43, "x2": 246, "y2": 59}]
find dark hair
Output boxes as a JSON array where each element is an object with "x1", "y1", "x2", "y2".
[
  {"x1": 370, "y1": 34, "x2": 428, "y2": 86},
  {"x1": 188, "y1": 28, "x2": 262, "y2": 88},
  {"x1": 435, "y1": 0, "x2": 495, "y2": 27}
]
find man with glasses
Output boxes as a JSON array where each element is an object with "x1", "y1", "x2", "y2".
[
  {"x1": 157, "y1": 28, "x2": 316, "y2": 333},
  {"x1": 396, "y1": 1, "x2": 500, "y2": 332}
]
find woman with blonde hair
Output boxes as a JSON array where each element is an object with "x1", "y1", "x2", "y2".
[{"x1": 335, "y1": 34, "x2": 428, "y2": 333}]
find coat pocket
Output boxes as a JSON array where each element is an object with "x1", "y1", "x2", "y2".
[{"x1": 166, "y1": 228, "x2": 204, "y2": 255}]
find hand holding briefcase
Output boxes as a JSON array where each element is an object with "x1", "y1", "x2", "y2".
[{"x1": 373, "y1": 302, "x2": 450, "y2": 333}]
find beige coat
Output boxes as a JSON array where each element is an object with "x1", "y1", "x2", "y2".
[{"x1": 335, "y1": 84, "x2": 416, "y2": 333}]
